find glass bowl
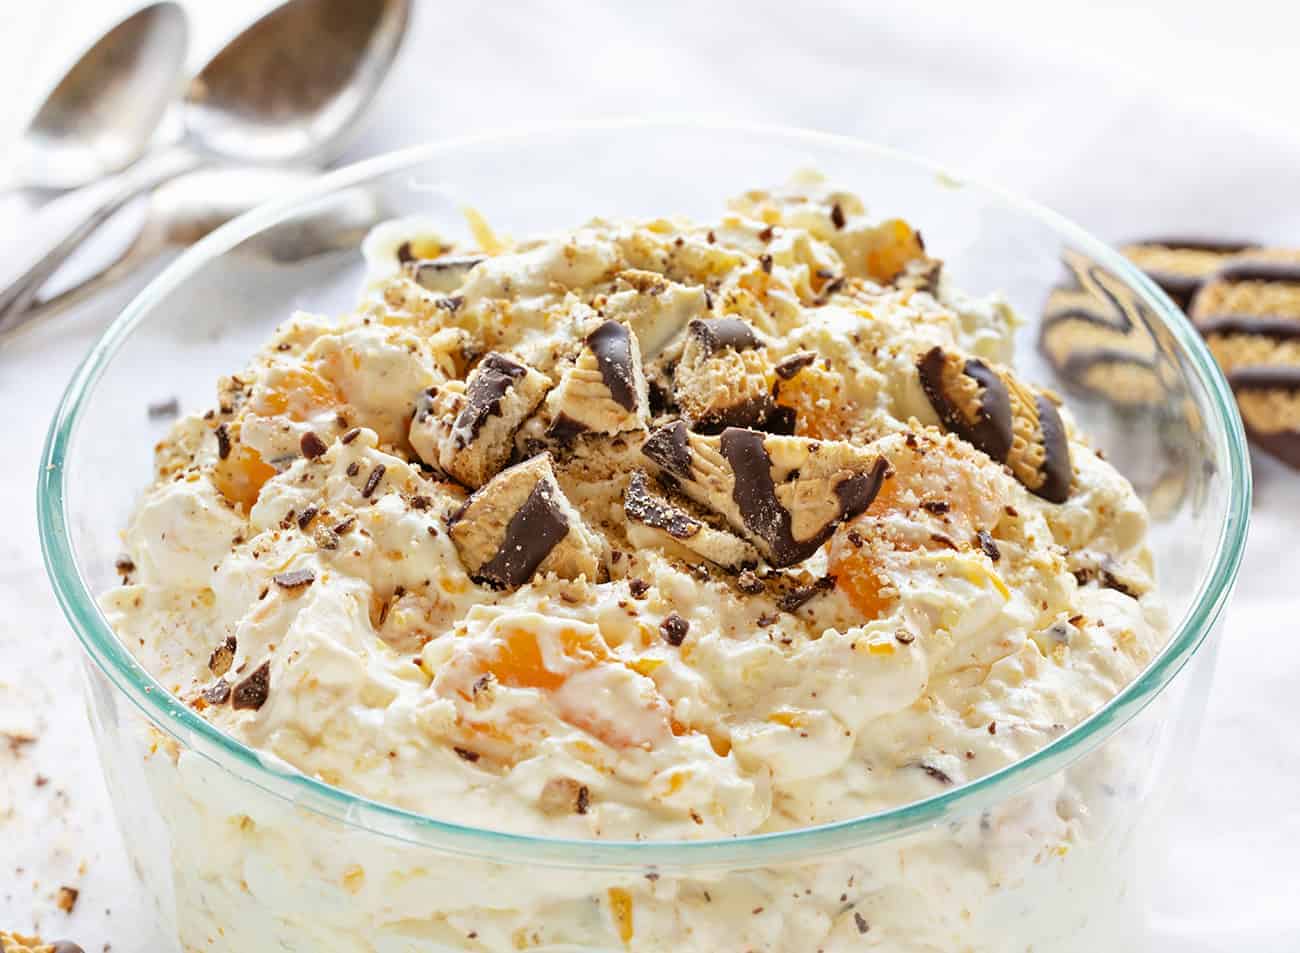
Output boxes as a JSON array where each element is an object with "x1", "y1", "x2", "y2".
[{"x1": 39, "y1": 119, "x2": 1250, "y2": 953}]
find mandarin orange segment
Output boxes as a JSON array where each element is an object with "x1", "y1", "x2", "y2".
[
  {"x1": 829, "y1": 539, "x2": 896, "y2": 621},
  {"x1": 774, "y1": 362, "x2": 854, "y2": 440},
  {"x1": 212, "y1": 443, "x2": 276, "y2": 509},
  {"x1": 829, "y1": 442, "x2": 995, "y2": 622},
  {"x1": 255, "y1": 365, "x2": 342, "y2": 421},
  {"x1": 607, "y1": 888, "x2": 634, "y2": 944},
  {"x1": 862, "y1": 219, "x2": 926, "y2": 283},
  {"x1": 481, "y1": 626, "x2": 609, "y2": 692}
]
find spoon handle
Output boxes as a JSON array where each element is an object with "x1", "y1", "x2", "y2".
[{"x1": 0, "y1": 146, "x2": 202, "y2": 334}]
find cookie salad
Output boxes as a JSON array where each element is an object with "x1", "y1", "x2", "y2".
[{"x1": 103, "y1": 173, "x2": 1167, "y2": 951}]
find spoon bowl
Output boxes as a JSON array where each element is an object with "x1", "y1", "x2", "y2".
[
  {"x1": 186, "y1": 0, "x2": 410, "y2": 164},
  {"x1": 11, "y1": 1, "x2": 189, "y2": 191},
  {"x1": 0, "y1": 0, "x2": 410, "y2": 334}
]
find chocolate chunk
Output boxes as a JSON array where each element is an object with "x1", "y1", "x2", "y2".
[
  {"x1": 588, "y1": 320, "x2": 639, "y2": 411},
  {"x1": 975, "y1": 529, "x2": 1000, "y2": 562},
  {"x1": 208, "y1": 636, "x2": 237, "y2": 677},
  {"x1": 449, "y1": 454, "x2": 603, "y2": 590},
  {"x1": 830, "y1": 202, "x2": 846, "y2": 230},
  {"x1": 774, "y1": 574, "x2": 834, "y2": 612},
  {"x1": 659, "y1": 613, "x2": 690, "y2": 645},
  {"x1": 687, "y1": 317, "x2": 761, "y2": 354},
  {"x1": 918, "y1": 762, "x2": 953, "y2": 785},
  {"x1": 273, "y1": 568, "x2": 316, "y2": 589},
  {"x1": 917, "y1": 346, "x2": 1013, "y2": 463},
  {"x1": 147, "y1": 397, "x2": 180, "y2": 419},
  {"x1": 215, "y1": 423, "x2": 231, "y2": 460},
  {"x1": 774, "y1": 352, "x2": 817, "y2": 380},
  {"x1": 629, "y1": 578, "x2": 650, "y2": 598},
  {"x1": 231, "y1": 661, "x2": 271, "y2": 711},
  {"x1": 576, "y1": 784, "x2": 590, "y2": 814},
  {"x1": 453, "y1": 746, "x2": 481, "y2": 763},
  {"x1": 204, "y1": 679, "x2": 231, "y2": 705},
  {"x1": 405, "y1": 254, "x2": 485, "y2": 293},
  {"x1": 297, "y1": 505, "x2": 318, "y2": 530},
  {"x1": 300, "y1": 431, "x2": 327, "y2": 459},
  {"x1": 362, "y1": 464, "x2": 386, "y2": 499},
  {"x1": 896, "y1": 256, "x2": 943, "y2": 295},
  {"x1": 341, "y1": 427, "x2": 362, "y2": 444}
]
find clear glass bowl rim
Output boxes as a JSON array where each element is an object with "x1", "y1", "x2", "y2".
[{"x1": 37, "y1": 117, "x2": 1251, "y2": 869}]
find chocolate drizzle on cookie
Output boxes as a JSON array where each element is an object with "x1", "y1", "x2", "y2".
[
  {"x1": 624, "y1": 469, "x2": 701, "y2": 540},
  {"x1": 919, "y1": 346, "x2": 1072, "y2": 503},
  {"x1": 455, "y1": 353, "x2": 530, "y2": 445},
  {"x1": 587, "y1": 320, "x2": 638, "y2": 411},
  {"x1": 641, "y1": 420, "x2": 694, "y2": 479},
  {"x1": 917, "y1": 347, "x2": 1013, "y2": 463},
  {"x1": 475, "y1": 480, "x2": 571, "y2": 589},
  {"x1": 687, "y1": 317, "x2": 761, "y2": 354},
  {"x1": 719, "y1": 428, "x2": 886, "y2": 566}
]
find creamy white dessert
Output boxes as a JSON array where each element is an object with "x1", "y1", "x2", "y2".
[{"x1": 104, "y1": 173, "x2": 1166, "y2": 951}]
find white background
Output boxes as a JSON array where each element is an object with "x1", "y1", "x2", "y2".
[{"x1": 1, "y1": 1, "x2": 1298, "y2": 950}]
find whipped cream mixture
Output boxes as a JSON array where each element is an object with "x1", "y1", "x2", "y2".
[{"x1": 105, "y1": 173, "x2": 1164, "y2": 853}]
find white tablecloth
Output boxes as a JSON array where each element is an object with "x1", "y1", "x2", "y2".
[{"x1": 2, "y1": 2, "x2": 1298, "y2": 949}]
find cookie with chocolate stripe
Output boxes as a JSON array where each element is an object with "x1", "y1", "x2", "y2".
[
  {"x1": 544, "y1": 319, "x2": 651, "y2": 441},
  {"x1": 674, "y1": 318, "x2": 776, "y2": 433},
  {"x1": 448, "y1": 454, "x2": 604, "y2": 590},
  {"x1": 1122, "y1": 238, "x2": 1258, "y2": 310},
  {"x1": 641, "y1": 422, "x2": 887, "y2": 567},
  {"x1": 1191, "y1": 252, "x2": 1300, "y2": 467},
  {"x1": 1038, "y1": 251, "x2": 1168, "y2": 408},
  {"x1": 917, "y1": 346, "x2": 1072, "y2": 502},
  {"x1": 623, "y1": 469, "x2": 760, "y2": 571},
  {"x1": 410, "y1": 353, "x2": 551, "y2": 488}
]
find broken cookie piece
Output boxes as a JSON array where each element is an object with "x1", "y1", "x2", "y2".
[
  {"x1": 445, "y1": 354, "x2": 551, "y2": 487},
  {"x1": 641, "y1": 422, "x2": 886, "y2": 567},
  {"x1": 917, "y1": 346, "x2": 1072, "y2": 503},
  {"x1": 623, "y1": 469, "x2": 759, "y2": 571},
  {"x1": 543, "y1": 320, "x2": 650, "y2": 440},
  {"x1": 674, "y1": 318, "x2": 776, "y2": 433},
  {"x1": 449, "y1": 454, "x2": 603, "y2": 589}
]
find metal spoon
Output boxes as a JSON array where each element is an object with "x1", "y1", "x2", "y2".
[
  {"x1": 8, "y1": 165, "x2": 382, "y2": 330},
  {"x1": 0, "y1": 0, "x2": 410, "y2": 333},
  {"x1": 5, "y1": 1, "x2": 189, "y2": 193}
]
